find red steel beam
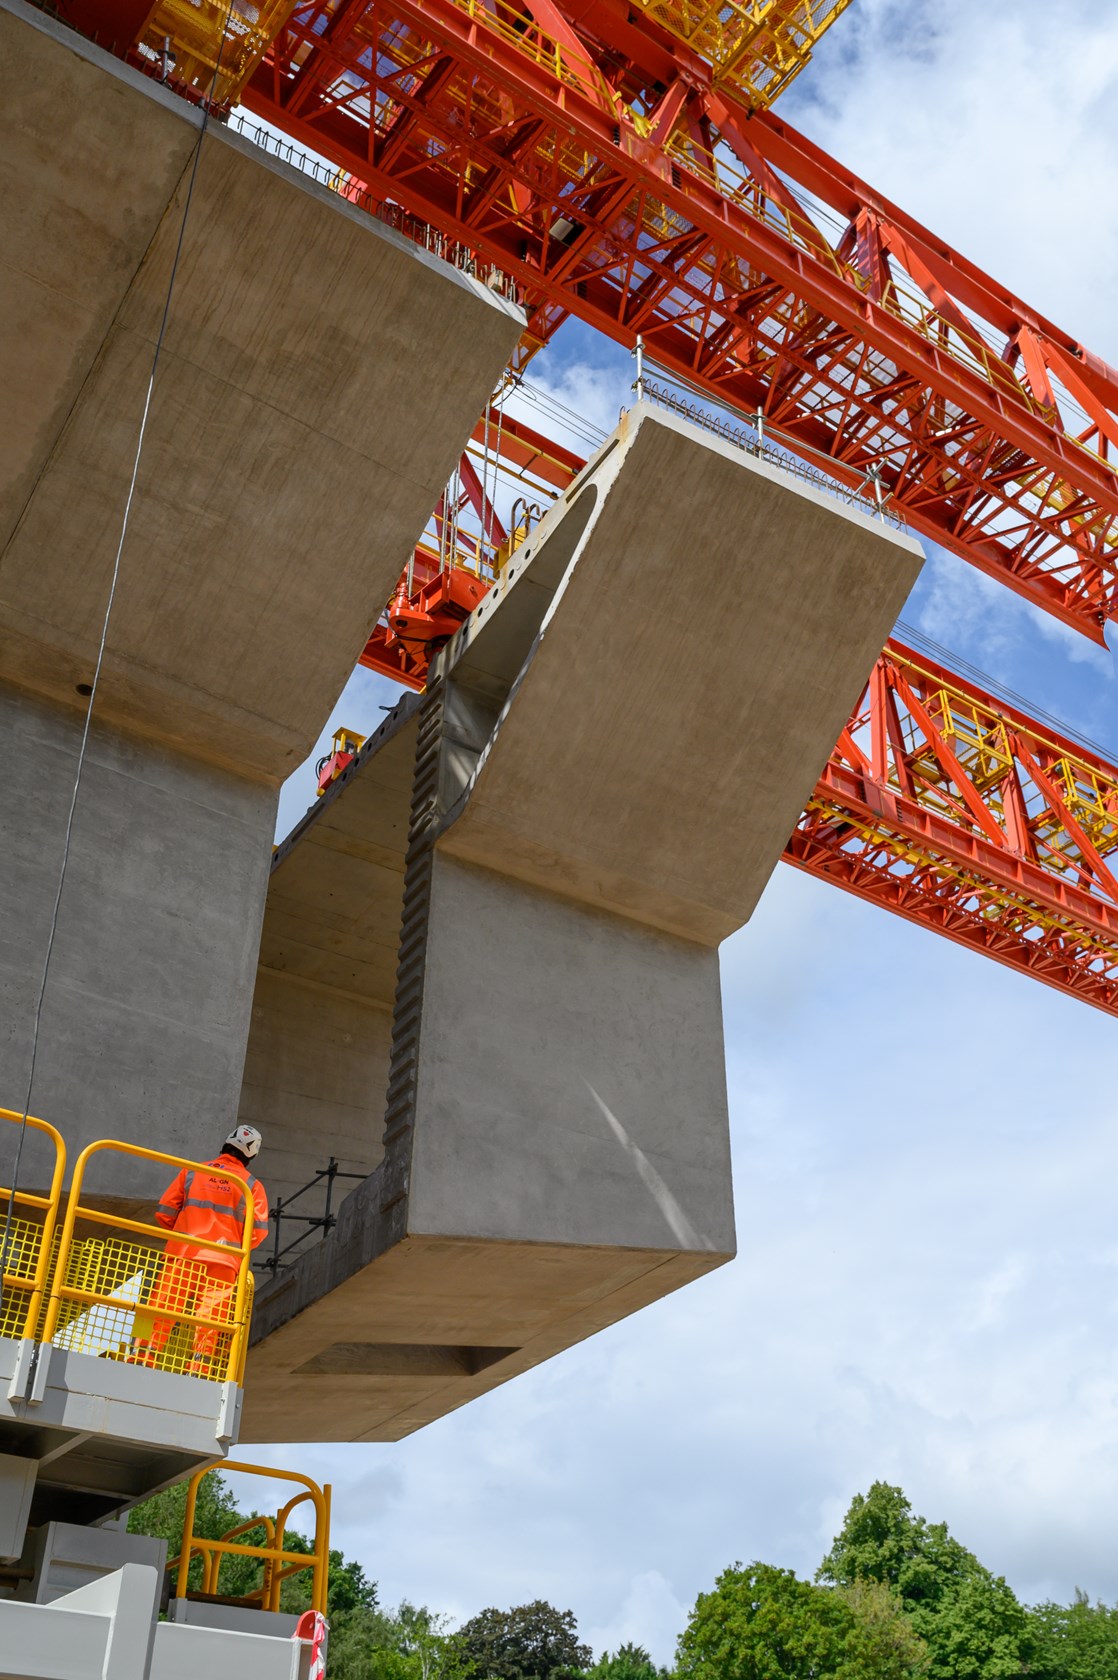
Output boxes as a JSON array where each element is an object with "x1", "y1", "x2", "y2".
[
  {"x1": 790, "y1": 643, "x2": 1118, "y2": 1016},
  {"x1": 242, "y1": 0, "x2": 1118, "y2": 642}
]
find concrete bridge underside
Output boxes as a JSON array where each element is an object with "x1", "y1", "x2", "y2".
[
  {"x1": 0, "y1": 0, "x2": 523, "y2": 1200},
  {"x1": 240, "y1": 406, "x2": 922, "y2": 1441},
  {"x1": 0, "y1": 0, "x2": 922, "y2": 1458}
]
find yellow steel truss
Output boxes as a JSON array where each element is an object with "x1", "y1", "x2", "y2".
[
  {"x1": 631, "y1": 0, "x2": 855, "y2": 109},
  {"x1": 136, "y1": 0, "x2": 298, "y2": 106}
]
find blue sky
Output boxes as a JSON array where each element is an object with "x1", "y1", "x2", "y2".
[{"x1": 261, "y1": 0, "x2": 1118, "y2": 1657}]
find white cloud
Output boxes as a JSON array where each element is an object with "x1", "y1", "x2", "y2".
[
  {"x1": 583, "y1": 1573, "x2": 690, "y2": 1663},
  {"x1": 792, "y1": 1, "x2": 1118, "y2": 355}
]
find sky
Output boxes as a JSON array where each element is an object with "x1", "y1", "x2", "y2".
[{"x1": 258, "y1": 0, "x2": 1118, "y2": 1657}]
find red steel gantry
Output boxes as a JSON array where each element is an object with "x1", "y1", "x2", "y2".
[
  {"x1": 236, "y1": 0, "x2": 1118, "y2": 643},
  {"x1": 58, "y1": 0, "x2": 1118, "y2": 1011}
]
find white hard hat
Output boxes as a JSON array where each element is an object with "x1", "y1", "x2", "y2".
[{"x1": 226, "y1": 1124, "x2": 262, "y2": 1159}]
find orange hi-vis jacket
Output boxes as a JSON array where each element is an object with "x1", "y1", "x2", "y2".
[{"x1": 155, "y1": 1152, "x2": 269, "y2": 1274}]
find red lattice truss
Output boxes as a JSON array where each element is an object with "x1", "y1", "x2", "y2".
[{"x1": 243, "y1": 0, "x2": 1118, "y2": 642}]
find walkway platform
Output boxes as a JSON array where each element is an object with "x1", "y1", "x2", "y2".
[{"x1": 0, "y1": 1336, "x2": 235, "y2": 1529}]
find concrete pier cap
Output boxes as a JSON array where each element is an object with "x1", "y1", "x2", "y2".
[
  {"x1": 0, "y1": 0, "x2": 524, "y2": 1192},
  {"x1": 241, "y1": 402, "x2": 923, "y2": 1441}
]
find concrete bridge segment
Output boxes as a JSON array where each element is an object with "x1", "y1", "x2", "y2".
[
  {"x1": 240, "y1": 406, "x2": 923, "y2": 1440},
  {"x1": 0, "y1": 0, "x2": 524, "y2": 1195}
]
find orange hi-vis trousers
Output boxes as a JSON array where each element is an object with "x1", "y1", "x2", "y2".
[{"x1": 133, "y1": 1254, "x2": 236, "y2": 1374}]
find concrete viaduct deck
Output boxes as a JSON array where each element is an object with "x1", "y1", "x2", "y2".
[
  {"x1": 238, "y1": 406, "x2": 922, "y2": 1440},
  {"x1": 0, "y1": 0, "x2": 920, "y2": 1455}
]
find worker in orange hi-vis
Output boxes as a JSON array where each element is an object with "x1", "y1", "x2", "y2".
[{"x1": 131, "y1": 1125, "x2": 269, "y2": 1377}]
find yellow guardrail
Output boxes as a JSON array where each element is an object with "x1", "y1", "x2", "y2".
[
  {"x1": 0, "y1": 1117, "x2": 255, "y2": 1387},
  {"x1": 172, "y1": 1462, "x2": 332, "y2": 1613},
  {"x1": 0, "y1": 1107, "x2": 66, "y2": 1343}
]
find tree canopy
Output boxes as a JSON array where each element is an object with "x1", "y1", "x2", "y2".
[
  {"x1": 817, "y1": 1482, "x2": 1031, "y2": 1680},
  {"x1": 1029, "y1": 1593, "x2": 1118, "y2": 1680},
  {"x1": 125, "y1": 1471, "x2": 1118, "y2": 1680},
  {"x1": 588, "y1": 1644, "x2": 668, "y2": 1680},
  {"x1": 459, "y1": 1601, "x2": 593, "y2": 1680},
  {"x1": 675, "y1": 1560, "x2": 926, "y2": 1680}
]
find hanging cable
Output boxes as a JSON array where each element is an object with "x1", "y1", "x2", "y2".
[
  {"x1": 0, "y1": 12, "x2": 240, "y2": 1294},
  {"x1": 479, "y1": 396, "x2": 493, "y2": 567}
]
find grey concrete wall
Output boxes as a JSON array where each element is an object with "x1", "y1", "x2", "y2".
[
  {"x1": 409, "y1": 853, "x2": 734, "y2": 1252},
  {"x1": 238, "y1": 969, "x2": 392, "y2": 1209},
  {"x1": 442, "y1": 404, "x2": 926, "y2": 943},
  {"x1": 0, "y1": 688, "x2": 273, "y2": 1201},
  {"x1": 234, "y1": 702, "x2": 419, "y2": 1209},
  {"x1": 0, "y1": 0, "x2": 525, "y2": 781}
]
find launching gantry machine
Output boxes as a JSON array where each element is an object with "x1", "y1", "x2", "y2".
[{"x1": 0, "y1": 0, "x2": 1116, "y2": 1675}]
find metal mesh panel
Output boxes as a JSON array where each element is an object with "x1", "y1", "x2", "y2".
[
  {"x1": 0, "y1": 1211, "x2": 46, "y2": 1341},
  {"x1": 54, "y1": 1237, "x2": 239, "y2": 1382}
]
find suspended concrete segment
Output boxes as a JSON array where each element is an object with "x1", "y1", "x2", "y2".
[
  {"x1": 240, "y1": 404, "x2": 923, "y2": 1441},
  {"x1": 0, "y1": 0, "x2": 524, "y2": 1190},
  {"x1": 0, "y1": 0, "x2": 523, "y2": 780}
]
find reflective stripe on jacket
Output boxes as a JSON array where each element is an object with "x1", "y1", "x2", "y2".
[{"x1": 155, "y1": 1152, "x2": 269, "y2": 1272}]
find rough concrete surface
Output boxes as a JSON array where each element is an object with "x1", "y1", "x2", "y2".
[
  {"x1": 441, "y1": 404, "x2": 924, "y2": 943},
  {"x1": 241, "y1": 407, "x2": 922, "y2": 1442},
  {"x1": 0, "y1": 688, "x2": 273, "y2": 1198},
  {"x1": 0, "y1": 0, "x2": 522, "y2": 1179},
  {"x1": 245, "y1": 1229, "x2": 719, "y2": 1441},
  {"x1": 0, "y1": 0, "x2": 524, "y2": 780},
  {"x1": 237, "y1": 701, "x2": 420, "y2": 1204},
  {"x1": 407, "y1": 853, "x2": 734, "y2": 1252}
]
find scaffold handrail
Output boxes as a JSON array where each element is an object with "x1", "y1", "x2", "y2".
[
  {"x1": 172, "y1": 1461, "x2": 332, "y2": 1613},
  {"x1": 0, "y1": 1107, "x2": 66, "y2": 1343},
  {"x1": 0, "y1": 1132, "x2": 259, "y2": 1385},
  {"x1": 37, "y1": 1138, "x2": 256, "y2": 1384}
]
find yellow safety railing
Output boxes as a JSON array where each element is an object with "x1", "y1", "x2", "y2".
[
  {"x1": 38, "y1": 1140, "x2": 256, "y2": 1385},
  {"x1": 632, "y1": 0, "x2": 854, "y2": 110},
  {"x1": 0, "y1": 1108, "x2": 66, "y2": 1344},
  {"x1": 172, "y1": 1462, "x2": 332, "y2": 1614},
  {"x1": 136, "y1": 0, "x2": 298, "y2": 107}
]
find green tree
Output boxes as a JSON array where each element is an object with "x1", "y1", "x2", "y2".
[
  {"x1": 836, "y1": 1581, "x2": 929, "y2": 1680},
  {"x1": 326, "y1": 1601, "x2": 472, "y2": 1680},
  {"x1": 818, "y1": 1483, "x2": 1031, "y2": 1680},
  {"x1": 460, "y1": 1601, "x2": 592, "y2": 1680},
  {"x1": 398, "y1": 1603, "x2": 474, "y2": 1680},
  {"x1": 128, "y1": 1472, "x2": 260, "y2": 1597},
  {"x1": 676, "y1": 1561, "x2": 852, "y2": 1680},
  {"x1": 676, "y1": 1562, "x2": 928, "y2": 1680},
  {"x1": 1029, "y1": 1592, "x2": 1118, "y2": 1680},
  {"x1": 588, "y1": 1643, "x2": 667, "y2": 1680}
]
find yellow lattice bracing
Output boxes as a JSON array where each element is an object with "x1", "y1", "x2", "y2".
[
  {"x1": 922, "y1": 688, "x2": 1013, "y2": 798},
  {"x1": 135, "y1": 0, "x2": 299, "y2": 105},
  {"x1": 630, "y1": 0, "x2": 855, "y2": 109}
]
